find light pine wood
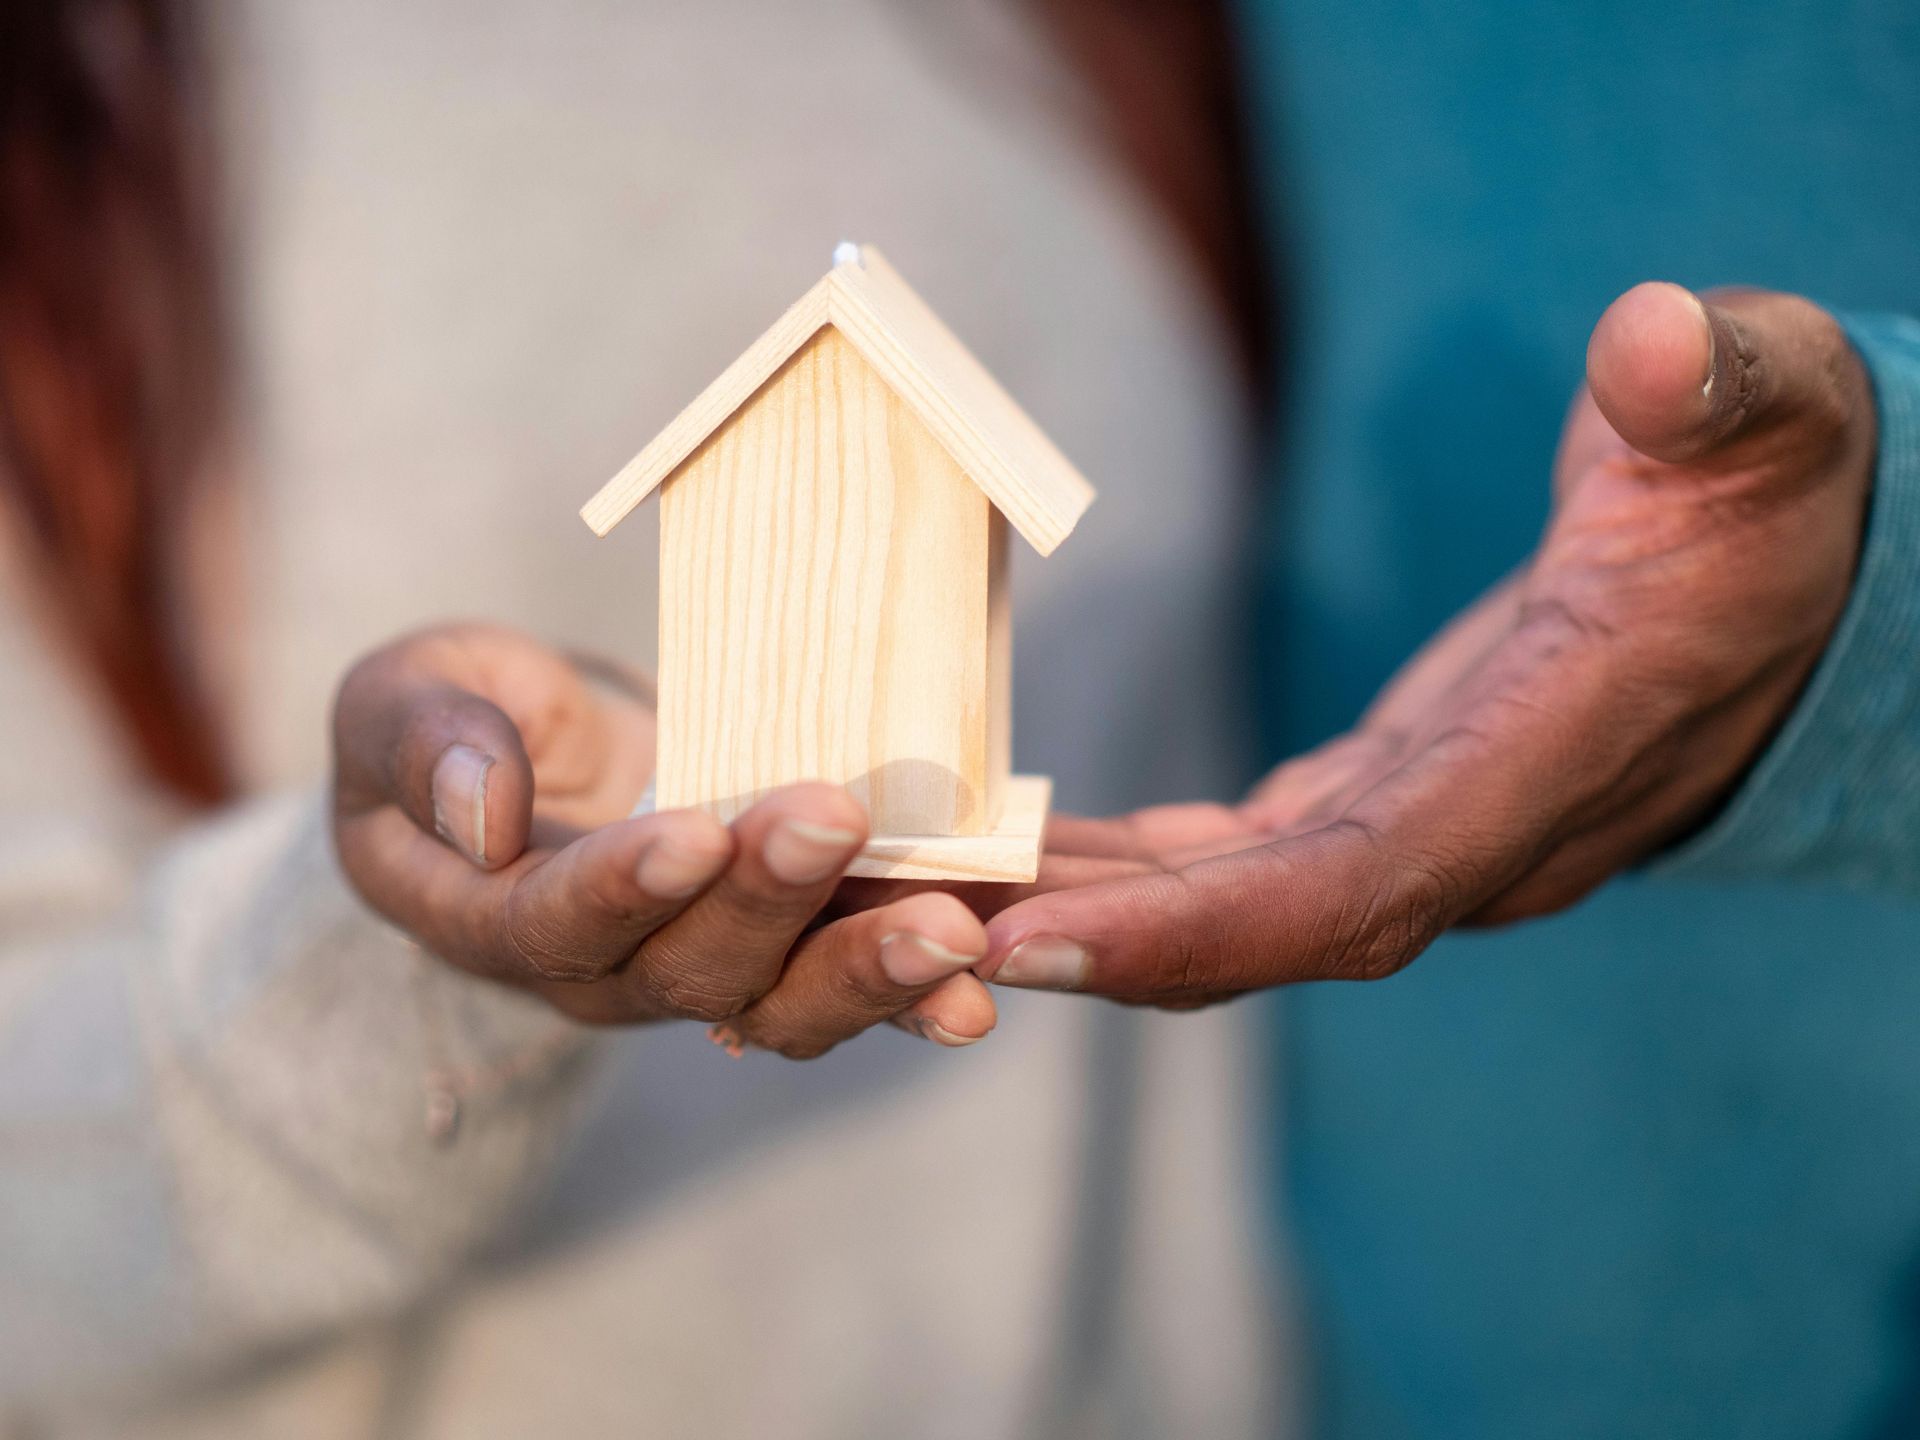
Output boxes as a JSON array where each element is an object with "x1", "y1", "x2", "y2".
[
  {"x1": 825, "y1": 247, "x2": 1092, "y2": 555},
  {"x1": 847, "y1": 774, "x2": 1050, "y2": 882},
  {"x1": 584, "y1": 243, "x2": 1088, "y2": 873},
  {"x1": 580, "y1": 275, "x2": 834, "y2": 537},
  {"x1": 656, "y1": 326, "x2": 999, "y2": 834},
  {"x1": 580, "y1": 244, "x2": 1095, "y2": 555},
  {"x1": 985, "y1": 511, "x2": 1010, "y2": 825}
]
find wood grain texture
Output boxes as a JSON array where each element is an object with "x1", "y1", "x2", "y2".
[
  {"x1": 580, "y1": 245, "x2": 1095, "y2": 554},
  {"x1": 656, "y1": 325, "x2": 997, "y2": 835},
  {"x1": 847, "y1": 775, "x2": 1050, "y2": 882},
  {"x1": 825, "y1": 248, "x2": 1093, "y2": 555}
]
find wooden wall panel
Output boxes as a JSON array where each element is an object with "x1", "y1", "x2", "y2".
[{"x1": 656, "y1": 325, "x2": 992, "y2": 834}]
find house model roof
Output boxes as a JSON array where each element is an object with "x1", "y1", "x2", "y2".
[{"x1": 579, "y1": 245, "x2": 1095, "y2": 555}]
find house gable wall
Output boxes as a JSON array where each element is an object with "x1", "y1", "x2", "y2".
[{"x1": 656, "y1": 324, "x2": 1000, "y2": 835}]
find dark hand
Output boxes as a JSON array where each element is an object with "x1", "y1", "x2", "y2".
[
  {"x1": 330, "y1": 623, "x2": 996, "y2": 1053},
  {"x1": 968, "y1": 284, "x2": 1875, "y2": 1002}
]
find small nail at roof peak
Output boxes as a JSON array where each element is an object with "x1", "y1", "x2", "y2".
[{"x1": 832, "y1": 240, "x2": 863, "y2": 269}]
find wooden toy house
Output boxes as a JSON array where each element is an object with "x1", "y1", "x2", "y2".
[{"x1": 580, "y1": 244, "x2": 1093, "y2": 881}]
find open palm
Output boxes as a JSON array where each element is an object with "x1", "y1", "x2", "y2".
[{"x1": 948, "y1": 283, "x2": 1876, "y2": 1003}]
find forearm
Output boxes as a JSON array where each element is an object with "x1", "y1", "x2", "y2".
[{"x1": 1, "y1": 791, "x2": 600, "y2": 1415}]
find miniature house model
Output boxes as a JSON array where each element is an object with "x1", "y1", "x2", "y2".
[{"x1": 580, "y1": 245, "x2": 1094, "y2": 881}]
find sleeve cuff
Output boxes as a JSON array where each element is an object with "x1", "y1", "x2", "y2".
[{"x1": 1657, "y1": 312, "x2": 1920, "y2": 895}]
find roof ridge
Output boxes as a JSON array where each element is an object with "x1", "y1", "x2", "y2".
[{"x1": 579, "y1": 245, "x2": 1094, "y2": 555}]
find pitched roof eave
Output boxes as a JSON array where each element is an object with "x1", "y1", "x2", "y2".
[
  {"x1": 579, "y1": 245, "x2": 1095, "y2": 555},
  {"x1": 578, "y1": 273, "x2": 834, "y2": 538}
]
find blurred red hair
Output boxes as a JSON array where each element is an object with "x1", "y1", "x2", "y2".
[{"x1": 0, "y1": 0, "x2": 230, "y2": 805}]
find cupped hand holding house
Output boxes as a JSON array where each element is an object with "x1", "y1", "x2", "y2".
[
  {"x1": 328, "y1": 621, "x2": 997, "y2": 1055},
  {"x1": 326, "y1": 245, "x2": 1116, "y2": 1057}
]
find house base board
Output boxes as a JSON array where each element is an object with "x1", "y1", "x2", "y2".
[{"x1": 845, "y1": 774, "x2": 1051, "y2": 883}]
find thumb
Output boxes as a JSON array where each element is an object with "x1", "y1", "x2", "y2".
[
  {"x1": 1585, "y1": 281, "x2": 1862, "y2": 470},
  {"x1": 333, "y1": 635, "x2": 540, "y2": 871}
]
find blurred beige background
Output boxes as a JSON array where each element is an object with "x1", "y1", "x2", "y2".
[
  {"x1": 176, "y1": 0, "x2": 1284, "y2": 1434},
  {"x1": 230, "y1": 0, "x2": 1247, "y2": 798}
]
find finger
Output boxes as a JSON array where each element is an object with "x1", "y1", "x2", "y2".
[
  {"x1": 621, "y1": 783, "x2": 869, "y2": 1021},
  {"x1": 336, "y1": 683, "x2": 533, "y2": 870},
  {"x1": 976, "y1": 818, "x2": 1459, "y2": 1000},
  {"x1": 1045, "y1": 803, "x2": 1255, "y2": 863},
  {"x1": 1241, "y1": 731, "x2": 1395, "y2": 836},
  {"x1": 1585, "y1": 282, "x2": 1864, "y2": 471},
  {"x1": 979, "y1": 609, "x2": 1634, "y2": 999},
  {"x1": 333, "y1": 630, "x2": 556, "y2": 869},
  {"x1": 826, "y1": 850, "x2": 1156, "y2": 925},
  {"x1": 1234, "y1": 581, "x2": 1527, "y2": 841},
  {"x1": 893, "y1": 973, "x2": 998, "y2": 1048},
  {"x1": 347, "y1": 803, "x2": 733, "y2": 988},
  {"x1": 720, "y1": 891, "x2": 989, "y2": 1059},
  {"x1": 491, "y1": 808, "x2": 734, "y2": 982}
]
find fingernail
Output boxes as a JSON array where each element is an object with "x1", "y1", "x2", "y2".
[
  {"x1": 636, "y1": 837, "x2": 728, "y2": 899},
  {"x1": 880, "y1": 931, "x2": 978, "y2": 987},
  {"x1": 431, "y1": 744, "x2": 493, "y2": 865},
  {"x1": 1688, "y1": 289, "x2": 1716, "y2": 399},
  {"x1": 994, "y1": 935, "x2": 1089, "y2": 990},
  {"x1": 763, "y1": 818, "x2": 861, "y2": 885},
  {"x1": 918, "y1": 1019, "x2": 986, "y2": 1048},
  {"x1": 707, "y1": 1024, "x2": 745, "y2": 1058}
]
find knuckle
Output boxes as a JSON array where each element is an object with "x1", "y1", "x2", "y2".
[
  {"x1": 834, "y1": 947, "x2": 897, "y2": 1008},
  {"x1": 578, "y1": 861, "x2": 661, "y2": 931},
  {"x1": 1318, "y1": 821, "x2": 1454, "y2": 982},
  {"x1": 499, "y1": 888, "x2": 613, "y2": 983},
  {"x1": 634, "y1": 955, "x2": 756, "y2": 1022},
  {"x1": 710, "y1": 879, "x2": 812, "y2": 939},
  {"x1": 1151, "y1": 871, "x2": 1249, "y2": 998}
]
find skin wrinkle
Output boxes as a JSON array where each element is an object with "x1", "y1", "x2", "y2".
[
  {"x1": 1166, "y1": 866, "x2": 1229, "y2": 995},
  {"x1": 334, "y1": 622, "x2": 994, "y2": 1049},
  {"x1": 1306, "y1": 818, "x2": 1446, "y2": 983},
  {"x1": 1449, "y1": 531, "x2": 1841, "y2": 919},
  {"x1": 498, "y1": 888, "x2": 608, "y2": 984},
  {"x1": 647, "y1": 973, "x2": 749, "y2": 1026},
  {"x1": 729, "y1": 895, "x2": 991, "y2": 1057},
  {"x1": 322, "y1": 274, "x2": 1877, "y2": 1066},
  {"x1": 1705, "y1": 305, "x2": 1763, "y2": 447},
  {"x1": 958, "y1": 288, "x2": 1876, "y2": 1011},
  {"x1": 635, "y1": 934, "x2": 754, "y2": 1009}
]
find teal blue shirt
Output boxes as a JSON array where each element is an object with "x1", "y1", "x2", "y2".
[{"x1": 1234, "y1": 2, "x2": 1920, "y2": 1435}]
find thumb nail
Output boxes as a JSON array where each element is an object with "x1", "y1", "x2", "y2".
[
  {"x1": 431, "y1": 744, "x2": 494, "y2": 865},
  {"x1": 1688, "y1": 290, "x2": 1716, "y2": 401},
  {"x1": 880, "y1": 932, "x2": 978, "y2": 987},
  {"x1": 992, "y1": 935, "x2": 1089, "y2": 990}
]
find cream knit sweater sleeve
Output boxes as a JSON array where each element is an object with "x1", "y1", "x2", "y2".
[{"x1": 0, "y1": 789, "x2": 599, "y2": 1418}]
